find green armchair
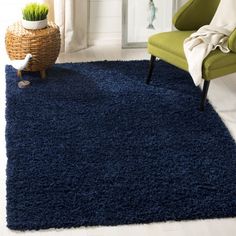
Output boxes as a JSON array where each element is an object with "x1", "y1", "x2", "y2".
[{"x1": 146, "y1": 0, "x2": 236, "y2": 111}]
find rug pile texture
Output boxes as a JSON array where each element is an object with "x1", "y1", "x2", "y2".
[{"x1": 5, "y1": 61, "x2": 236, "y2": 230}]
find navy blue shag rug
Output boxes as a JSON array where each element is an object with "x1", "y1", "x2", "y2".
[{"x1": 5, "y1": 60, "x2": 236, "y2": 230}]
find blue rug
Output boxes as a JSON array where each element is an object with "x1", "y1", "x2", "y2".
[{"x1": 5, "y1": 60, "x2": 236, "y2": 230}]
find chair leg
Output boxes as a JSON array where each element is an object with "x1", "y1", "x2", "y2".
[
  {"x1": 199, "y1": 80, "x2": 210, "y2": 111},
  {"x1": 40, "y1": 70, "x2": 46, "y2": 79},
  {"x1": 146, "y1": 55, "x2": 156, "y2": 84}
]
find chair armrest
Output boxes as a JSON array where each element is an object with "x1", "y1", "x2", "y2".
[
  {"x1": 173, "y1": 0, "x2": 220, "y2": 31},
  {"x1": 228, "y1": 29, "x2": 236, "y2": 53}
]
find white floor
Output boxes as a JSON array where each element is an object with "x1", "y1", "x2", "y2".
[{"x1": 0, "y1": 44, "x2": 236, "y2": 236}]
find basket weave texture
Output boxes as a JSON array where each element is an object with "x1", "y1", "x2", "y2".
[{"x1": 5, "y1": 21, "x2": 61, "y2": 72}]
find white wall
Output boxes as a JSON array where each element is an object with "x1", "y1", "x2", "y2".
[
  {"x1": 88, "y1": 0, "x2": 188, "y2": 46},
  {"x1": 89, "y1": 0, "x2": 122, "y2": 45}
]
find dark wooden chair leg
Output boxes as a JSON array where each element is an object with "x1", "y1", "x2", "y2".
[
  {"x1": 199, "y1": 80, "x2": 210, "y2": 111},
  {"x1": 40, "y1": 70, "x2": 46, "y2": 79},
  {"x1": 146, "y1": 55, "x2": 156, "y2": 84}
]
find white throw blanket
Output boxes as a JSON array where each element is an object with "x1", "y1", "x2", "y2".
[{"x1": 184, "y1": 0, "x2": 236, "y2": 86}]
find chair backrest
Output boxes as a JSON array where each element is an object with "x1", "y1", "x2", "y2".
[{"x1": 174, "y1": 0, "x2": 220, "y2": 30}]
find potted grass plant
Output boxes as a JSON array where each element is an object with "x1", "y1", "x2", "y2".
[{"x1": 22, "y1": 3, "x2": 49, "y2": 30}]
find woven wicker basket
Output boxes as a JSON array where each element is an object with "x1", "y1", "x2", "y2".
[{"x1": 5, "y1": 21, "x2": 61, "y2": 72}]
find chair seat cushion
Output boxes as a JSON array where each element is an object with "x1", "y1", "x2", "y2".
[{"x1": 148, "y1": 31, "x2": 236, "y2": 80}]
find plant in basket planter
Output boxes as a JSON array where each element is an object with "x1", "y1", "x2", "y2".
[{"x1": 22, "y1": 3, "x2": 49, "y2": 30}]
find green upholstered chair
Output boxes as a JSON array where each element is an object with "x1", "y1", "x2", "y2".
[{"x1": 146, "y1": 0, "x2": 236, "y2": 111}]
